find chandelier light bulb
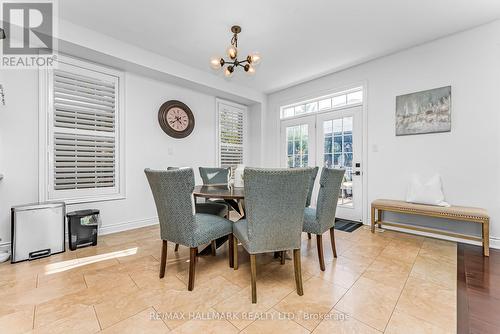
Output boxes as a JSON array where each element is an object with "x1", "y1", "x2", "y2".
[
  {"x1": 226, "y1": 45, "x2": 238, "y2": 60},
  {"x1": 249, "y1": 52, "x2": 261, "y2": 65},
  {"x1": 224, "y1": 66, "x2": 234, "y2": 77},
  {"x1": 244, "y1": 64, "x2": 256, "y2": 75},
  {"x1": 210, "y1": 56, "x2": 223, "y2": 70}
]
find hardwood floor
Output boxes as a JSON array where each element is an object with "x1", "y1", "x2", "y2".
[
  {"x1": 0, "y1": 223, "x2": 457, "y2": 333},
  {"x1": 458, "y1": 243, "x2": 500, "y2": 334}
]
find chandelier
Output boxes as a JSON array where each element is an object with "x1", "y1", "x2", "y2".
[{"x1": 210, "y1": 25, "x2": 261, "y2": 77}]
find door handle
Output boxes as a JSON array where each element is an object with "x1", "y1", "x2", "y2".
[{"x1": 353, "y1": 171, "x2": 361, "y2": 176}]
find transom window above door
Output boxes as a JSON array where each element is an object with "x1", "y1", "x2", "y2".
[{"x1": 280, "y1": 86, "x2": 363, "y2": 119}]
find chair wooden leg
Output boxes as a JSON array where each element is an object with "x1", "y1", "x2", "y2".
[
  {"x1": 280, "y1": 251, "x2": 286, "y2": 265},
  {"x1": 307, "y1": 233, "x2": 311, "y2": 240},
  {"x1": 233, "y1": 236, "x2": 239, "y2": 270},
  {"x1": 316, "y1": 234, "x2": 325, "y2": 271},
  {"x1": 211, "y1": 240, "x2": 216, "y2": 256},
  {"x1": 329, "y1": 227, "x2": 337, "y2": 258},
  {"x1": 188, "y1": 247, "x2": 197, "y2": 291},
  {"x1": 228, "y1": 234, "x2": 234, "y2": 268},
  {"x1": 250, "y1": 254, "x2": 257, "y2": 303},
  {"x1": 159, "y1": 240, "x2": 168, "y2": 278},
  {"x1": 174, "y1": 243, "x2": 179, "y2": 252},
  {"x1": 293, "y1": 249, "x2": 303, "y2": 296}
]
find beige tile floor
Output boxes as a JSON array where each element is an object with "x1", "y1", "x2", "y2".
[{"x1": 0, "y1": 221, "x2": 457, "y2": 334}]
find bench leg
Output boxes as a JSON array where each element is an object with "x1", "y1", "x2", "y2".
[
  {"x1": 377, "y1": 210, "x2": 382, "y2": 229},
  {"x1": 483, "y1": 219, "x2": 490, "y2": 257},
  {"x1": 371, "y1": 206, "x2": 376, "y2": 233}
]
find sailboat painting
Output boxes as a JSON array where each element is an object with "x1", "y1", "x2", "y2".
[{"x1": 395, "y1": 86, "x2": 451, "y2": 136}]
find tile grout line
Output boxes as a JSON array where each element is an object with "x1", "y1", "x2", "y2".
[
  {"x1": 152, "y1": 304, "x2": 172, "y2": 331},
  {"x1": 381, "y1": 239, "x2": 424, "y2": 333},
  {"x1": 32, "y1": 305, "x2": 36, "y2": 330},
  {"x1": 92, "y1": 305, "x2": 103, "y2": 331},
  {"x1": 83, "y1": 273, "x2": 89, "y2": 288},
  {"x1": 128, "y1": 273, "x2": 140, "y2": 288}
]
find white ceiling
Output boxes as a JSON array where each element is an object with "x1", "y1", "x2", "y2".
[{"x1": 60, "y1": 0, "x2": 500, "y2": 93}]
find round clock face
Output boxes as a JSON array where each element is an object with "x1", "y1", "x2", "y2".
[
  {"x1": 166, "y1": 107, "x2": 189, "y2": 132},
  {"x1": 158, "y1": 100, "x2": 195, "y2": 138}
]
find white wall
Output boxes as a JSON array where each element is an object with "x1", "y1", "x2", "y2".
[
  {"x1": 0, "y1": 68, "x2": 248, "y2": 244},
  {"x1": 265, "y1": 20, "x2": 500, "y2": 246}
]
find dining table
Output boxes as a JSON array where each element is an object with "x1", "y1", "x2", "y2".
[{"x1": 193, "y1": 184, "x2": 245, "y2": 258}]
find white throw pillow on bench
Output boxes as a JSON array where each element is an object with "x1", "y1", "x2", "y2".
[{"x1": 406, "y1": 174, "x2": 450, "y2": 207}]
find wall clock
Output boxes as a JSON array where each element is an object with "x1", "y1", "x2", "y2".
[{"x1": 158, "y1": 100, "x2": 195, "y2": 138}]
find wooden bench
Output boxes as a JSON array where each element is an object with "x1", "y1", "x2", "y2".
[{"x1": 371, "y1": 199, "x2": 490, "y2": 256}]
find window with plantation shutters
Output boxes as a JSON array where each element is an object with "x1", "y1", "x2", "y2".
[
  {"x1": 40, "y1": 56, "x2": 125, "y2": 203},
  {"x1": 217, "y1": 100, "x2": 246, "y2": 168}
]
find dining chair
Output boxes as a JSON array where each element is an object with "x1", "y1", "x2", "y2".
[
  {"x1": 144, "y1": 168, "x2": 233, "y2": 291},
  {"x1": 199, "y1": 166, "x2": 241, "y2": 215},
  {"x1": 305, "y1": 167, "x2": 319, "y2": 240},
  {"x1": 199, "y1": 167, "x2": 230, "y2": 184},
  {"x1": 303, "y1": 167, "x2": 345, "y2": 271},
  {"x1": 232, "y1": 167, "x2": 312, "y2": 303},
  {"x1": 168, "y1": 167, "x2": 228, "y2": 253}
]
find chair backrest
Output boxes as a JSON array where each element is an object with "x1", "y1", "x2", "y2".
[
  {"x1": 316, "y1": 168, "x2": 346, "y2": 231},
  {"x1": 199, "y1": 167, "x2": 230, "y2": 185},
  {"x1": 244, "y1": 167, "x2": 312, "y2": 252},
  {"x1": 305, "y1": 167, "x2": 319, "y2": 207},
  {"x1": 144, "y1": 168, "x2": 195, "y2": 244}
]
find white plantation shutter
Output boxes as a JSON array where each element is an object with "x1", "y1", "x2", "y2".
[
  {"x1": 218, "y1": 101, "x2": 245, "y2": 168},
  {"x1": 53, "y1": 70, "x2": 116, "y2": 132},
  {"x1": 53, "y1": 133, "x2": 115, "y2": 190},
  {"x1": 41, "y1": 57, "x2": 124, "y2": 203}
]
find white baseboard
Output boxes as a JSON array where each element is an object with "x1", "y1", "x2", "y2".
[
  {"x1": 0, "y1": 241, "x2": 10, "y2": 252},
  {"x1": 98, "y1": 216, "x2": 159, "y2": 236},
  {"x1": 369, "y1": 222, "x2": 500, "y2": 250},
  {"x1": 0, "y1": 216, "x2": 159, "y2": 252}
]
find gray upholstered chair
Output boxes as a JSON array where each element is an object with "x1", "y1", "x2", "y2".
[
  {"x1": 199, "y1": 167, "x2": 230, "y2": 185},
  {"x1": 303, "y1": 168, "x2": 345, "y2": 271},
  {"x1": 168, "y1": 167, "x2": 228, "y2": 253},
  {"x1": 144, "y1": 168, "x2": 233, "y2": 291},
  {"x1": 232, "y1": 167, "x2": 312, "y2": 303},
  {"x1": 305, "y1": 167, "x2": 319, "y2": 240}
]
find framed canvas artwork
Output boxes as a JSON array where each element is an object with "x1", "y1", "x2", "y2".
[{"x1": 396, "y1": 86, "x2": 451, "y2": 136}]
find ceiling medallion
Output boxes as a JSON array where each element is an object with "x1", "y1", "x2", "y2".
[{"x1": 210, "y1": 25, "x2": 261, "y2": 77}]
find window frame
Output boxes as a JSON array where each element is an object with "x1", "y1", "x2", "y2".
[
  {"x1": 280, "y1": 86, "x2": 363, "y2": 120},
  {"x1": 39, "y1": 55, "x2": 126, "y2": 204},
  {"x1": 215, "y1": 98, "x2": 248, "y2": 169}
]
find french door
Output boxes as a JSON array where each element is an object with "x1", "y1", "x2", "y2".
[
  {"x1": 280, "y1": 116, "x2": 316, "y2": 169},
  {"x1": 280, "y1": 107, "x2": 363, "y2": 222}
]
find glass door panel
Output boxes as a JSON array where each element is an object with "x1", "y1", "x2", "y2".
[
  {"x1": 281, "y1": 116, "x2": 316, "y2": 168},
  {"x1": 323, "y1": 116, "x2": 354, "y2": 206},
  {"x1": 286, "y1": 124, "x2": 309, "y2": 168}
]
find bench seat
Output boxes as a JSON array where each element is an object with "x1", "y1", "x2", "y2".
[{"x1": 371, "y1": 199, "x2": 490, "y2": 256}]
